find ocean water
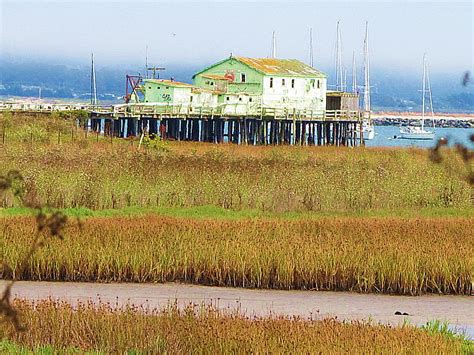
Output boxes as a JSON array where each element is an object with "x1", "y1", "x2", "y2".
[{"x1": 365, "y1": 126, "x2": 474, "y2": 148}]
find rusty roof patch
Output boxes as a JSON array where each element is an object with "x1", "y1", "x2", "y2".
[
  {"x1": 234, "y1": 57, "x2": 326, "y2": 77},
  {"x1": 145, "y1": 79, "x2": 194, "y2": 88},
  {"x1": 201, "y1": 74, "x2": 231, "y2": 81}
]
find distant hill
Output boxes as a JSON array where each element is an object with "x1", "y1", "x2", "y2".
[{"x1": 0, "y1": 59, "x2": 472, "y2": 112}]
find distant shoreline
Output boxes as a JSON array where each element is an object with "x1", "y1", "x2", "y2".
[
  {"x1": 373, "y1": 112, "x2": 474, "y2": 120},
  {"x1": 372, "y1": 113, "x2": 474, "y2": 128}
]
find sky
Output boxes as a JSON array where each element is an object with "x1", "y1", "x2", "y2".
[{"x1": 0, "y1": 0, "x2": 472, "y2": 74}]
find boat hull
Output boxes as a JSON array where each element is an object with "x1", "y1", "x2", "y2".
[{"x1": 399, "y1": 130, "x2": 435, "y2": 140}]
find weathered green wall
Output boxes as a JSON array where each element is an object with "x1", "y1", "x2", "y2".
[
  {"x1": 193, "y1": 58, "x2": 264, "y2": 94},
  {"x1": 143, "y1": 81, "x2": 175, "y2": 103}
]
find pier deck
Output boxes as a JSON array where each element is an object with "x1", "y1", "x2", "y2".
[{"x1": 0, "y1": 102, "x2": 363, "y2": 146}]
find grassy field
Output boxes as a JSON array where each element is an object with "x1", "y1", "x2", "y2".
[
  {"x1": 0, "y1": 113, "x2": 473, "y2": 294},
  {"x1": 1, "y1": 113, "x2": 472, "y2": 212},
  {"x1": 1, "y1": 214, "x2": 472, "y2": 295},
  {"x1": 0, "y1": 300, "x2": 471, "y2": 353}
]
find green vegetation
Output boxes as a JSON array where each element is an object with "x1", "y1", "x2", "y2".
[
  {"x1": 0, "y1": 300, "x2": 469, "y2": 354},
  {"x1": 1, "y1": 205, "x2": 473, "y2": 219}
]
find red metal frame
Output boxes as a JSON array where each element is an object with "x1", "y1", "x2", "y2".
[{"x1": 124, "y1": 75, "x2": 143, "y2": 103}]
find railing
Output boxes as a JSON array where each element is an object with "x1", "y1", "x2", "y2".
[
  {"x1": 1, "y1": 101, "x2": 361, "y2": 121},
  {"x1": 0, "y1": 102, "x2": 112, "y2": 113}
]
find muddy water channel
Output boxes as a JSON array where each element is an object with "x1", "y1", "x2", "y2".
[{"x1": 4, "y1": 281, "x2": 473, "y2": 338}]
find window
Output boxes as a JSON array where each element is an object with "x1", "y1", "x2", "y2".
[
  {"x1": 166, "y1": 86, "x2": 169, "y2": 89},
  {"x1": 226, "y1": 96, "x2": 230, "y2": 101},
  {"x1": 239, "y1": 97, "x2": 242, "y2": 101},
  {"x1": 190, "y1": 96, "x2": 193, "y2": 102},
  {"x1": 241, "y1": 73, "x2": 246, "y2": 83},
  {"x1": 157, "y1": 87, "x2": 161, "y2": 89},
  {"x1": 148, "y1": 86, "x2": 152, "y2": 89},
  {"x1": 249, "y1": 97, "x2": 252, "y2": 102},
  {"x1": 317, "y1": 80, "x2": 320, "y2": 89},
  {"x1": 270, "y1": 77, "x2": 273, "y2": 88},
  {"x1": 291, "y1": 79, "x2": 295, "y2": 88},
  {"x1": 311, "y1": 79, "x2": 315, "y2": 88},
  {"x1": 210, "y1": 82, "x2": 214, "y2": 86},
  {"x1": 282, "y1": 78, "x2": 285, "y2": 86}
]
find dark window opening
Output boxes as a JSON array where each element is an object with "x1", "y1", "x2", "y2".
[
  {"x1": 291, "y1": 79, "x2": 295, "y2": 88},
  {"x1": 241, "y1": 73, "x2": 246, "y2": 83},
  {"x1": 190, "y1": 96, "x2": 193, "y2": 102},
  {"x1": 317, "y1": 80, "x2": 321, "y2": 89},
  {"x1": 239, "y1": 97, "x2": 242, "y2": 101},
  {"x1": 249, "y1": 97, "x2": 252, "y2": 102},
  {"x1": 226, "y1": 96, "x2": 230, "y2": 101},
  {"x1": 282, "y1": 78, "x2": 285, "y2": 86},
  {"x1": 270, "y1": 77, "x2": 273, "y2": 88}
]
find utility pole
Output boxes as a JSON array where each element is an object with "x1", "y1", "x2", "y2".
[{"x1": 309, "y1": 28, "x2": 314, "y2": 67}]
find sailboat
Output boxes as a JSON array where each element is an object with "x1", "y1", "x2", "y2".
[
  {"x1": 399, "y1": 54, "x2": 435, "y2": 140},
  {"x1": 360, "y1": 21, "x2": 375, "y2": 140}
]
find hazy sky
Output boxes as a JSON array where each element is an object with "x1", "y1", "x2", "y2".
[{"x1": 1, "y1": 0, "x2": 472, "y2": 73}]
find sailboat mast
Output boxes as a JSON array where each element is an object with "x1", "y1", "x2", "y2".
[
  {"x1": 309, "y1": 28, "x2": 314, "y2": 67},
  {"x1": 363, "y1": 21, "x2": 371, "y2": 117},
  {"x1": 145, "y1": 45, "x2": 149, "y2": 79},
  {"x1": 335, "y1": 21, "x2": 343, "y2": 91},
  {"x1": 426, "y1": 57, "x2": 435, "y2": 128},
  {"x1": 271, "y1": 31, "x2": 277, "y2": 58},
  {"x1": 90, "y1": 52, "x2": 97, "y2": 107},
  {"x1": 343, "y1": 68, "x2": 347, "y2": 92},
  {"x1": 421, "y1": 54, "x2": 426, "y2": 131},
  {"x1": 352, "y1": 51, "x2": 357, "y2": 93}
]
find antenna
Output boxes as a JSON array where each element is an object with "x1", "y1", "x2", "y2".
[
  {"x1": 362, "y1": 21, "x2": 371, "y2": 118},
  {"x1": 335, "y1": 21, "x2": 344, "y2": 91},
  {"x1": 309, "y1": 28, "x2": 314, "y2": 67},
  {"x1": 90, "y1": 52, "x2": 98, "y2": 107},
  {"x1": 352, "y1": 51, "x2": 357, "y2": 93},
  {"x1": 147, "y1": 66, "x2": 166, "y2": 79},
  {"x1": 271, "y1": 30, "x2": 276, "y2": 58}
]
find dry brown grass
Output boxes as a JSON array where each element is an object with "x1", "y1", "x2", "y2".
[
  {"x1": 0, "y1": 299, "x2": 466, "y2": 353},
  {"x1": 1, "y1": 215, "x2": 472, "y2": 294}
]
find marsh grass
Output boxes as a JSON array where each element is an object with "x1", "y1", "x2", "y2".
[
  {"x1": 0, "y1": 300, "x2": 468, "y2": 353},
  {"x1": 2, "y1": 113, "x2": 472, "y2": 212},
  {"x1": 1, "y1": 215, "x2": 472, "y2": 295},
  {"x1": 1, "y1": 140, "x2": 472, "y2": 212}
]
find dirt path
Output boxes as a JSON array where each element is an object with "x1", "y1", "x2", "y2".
[{"x1": 4, "y1": 281, "x2": 473, "y2": 336}]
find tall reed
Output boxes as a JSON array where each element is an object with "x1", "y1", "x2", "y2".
[{"x1": 1, "y1": 216, "x2": 472, "y2": 295}]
